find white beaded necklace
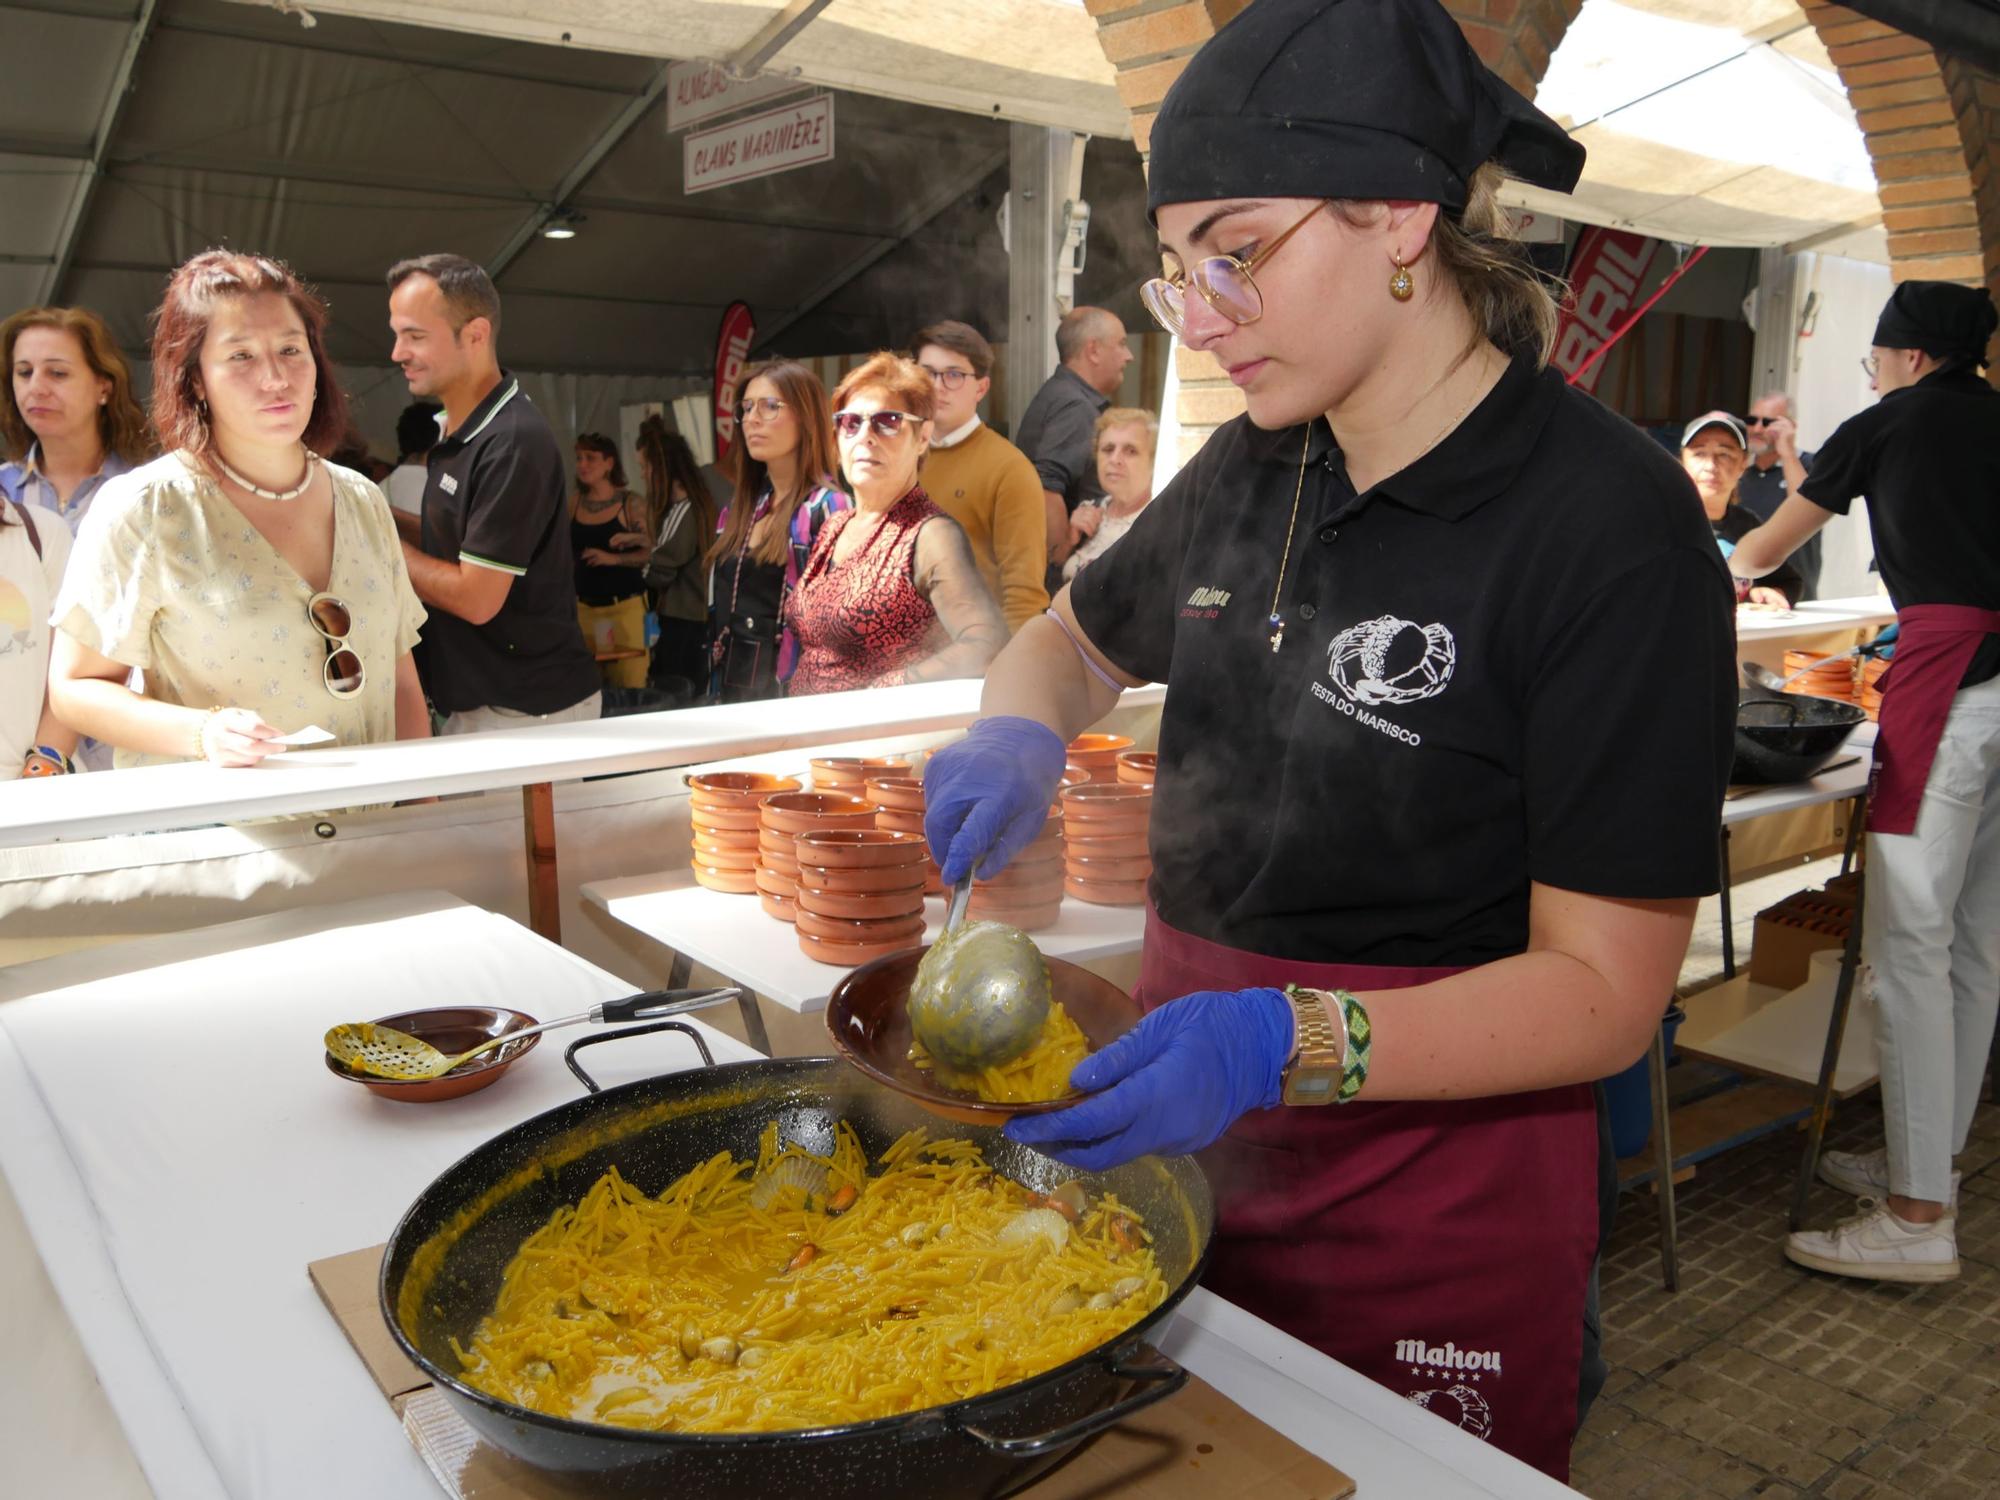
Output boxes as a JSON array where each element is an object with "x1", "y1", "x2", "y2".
[{"x1": 215, "y1": 446, "x2": 319, "y2": 502}]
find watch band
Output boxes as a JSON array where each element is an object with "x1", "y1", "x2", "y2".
[{"x1": 1280, "y1": 985, "x2": 1343, "y2": 1105}]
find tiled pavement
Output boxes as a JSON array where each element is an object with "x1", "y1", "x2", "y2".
[{"x1": 1570, "y1": 859, "x2": 2000, "y2": 1498}]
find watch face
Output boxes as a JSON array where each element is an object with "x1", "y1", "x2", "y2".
[{"x1": 1290, "y1": 1074, "x2": 1335, "y2": 1102}]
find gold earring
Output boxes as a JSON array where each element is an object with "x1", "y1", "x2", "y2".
[{"x1": 1390, "y1": 257, "x2": 1414, "y2": 302}]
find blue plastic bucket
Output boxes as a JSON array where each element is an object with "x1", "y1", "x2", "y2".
[{"x1": 1606, "y1": 1002, "x2": 1685, "y2": 1159}]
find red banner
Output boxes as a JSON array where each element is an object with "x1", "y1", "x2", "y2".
[
  {"x1": 1550, "y1": 229, "x2": 1659, "y2": 393},
  {"x1": 712, "y1": 300, "x2": 755, "y2": 462}
]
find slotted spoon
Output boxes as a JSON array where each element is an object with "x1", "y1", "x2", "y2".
[{"x1": 324, "y1": 986, "x2": 743, "y2": 1081}]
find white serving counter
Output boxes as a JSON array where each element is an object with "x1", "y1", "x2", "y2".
[{"x1": 0, "y1": 894, "x2": 1576, "y2": 1500}]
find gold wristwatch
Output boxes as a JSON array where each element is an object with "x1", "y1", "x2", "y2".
[{"x1": 1280, "y1": 985, "x2": 1343, "y2": 1105}]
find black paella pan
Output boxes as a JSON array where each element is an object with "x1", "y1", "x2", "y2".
[{"x1": 380, "y1": 1022, "x2": 1216, "y2": 1500}]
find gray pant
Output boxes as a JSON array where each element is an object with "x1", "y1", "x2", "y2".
[
  {"x1": 1869, "y1": 672, "x2": 2000, "y2": 1202},
  {"x1": 438, "y1": 691, "x2": 603, "y2": 737}
]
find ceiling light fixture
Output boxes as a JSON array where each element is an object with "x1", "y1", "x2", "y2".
[{"x1": 540, "y1": 208, "x2": 583, "y2": 241}]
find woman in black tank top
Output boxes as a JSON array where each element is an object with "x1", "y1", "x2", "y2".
[{"x1": 569, "y1": 433, "x2": 651, "y2": 690}]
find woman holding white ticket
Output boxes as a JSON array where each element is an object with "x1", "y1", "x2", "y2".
[{"x1": 49, "y1": 250, "x2": 429, "y2": 768}]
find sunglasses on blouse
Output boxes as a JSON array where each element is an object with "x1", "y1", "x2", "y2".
[
  {"x1": 832, "y1": 409, "x2": 923, "y2": 440},
  {"x1": 307, "y1": 592, "x2": 364, "y2": 698}
]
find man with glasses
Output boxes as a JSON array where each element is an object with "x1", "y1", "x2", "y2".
[
  {"x1": 1740, "y1": 391, "x2": 1820, "y2": 599},
  {"x1": 909, "y1": 321, "x2": 1048, "y2": 632},
  {"x1": 387, "y1": 254, "x2": 599, "y2": 734},
  {"x1": 1015, "y1": 306, "x2": 1134, "y2": 572}
]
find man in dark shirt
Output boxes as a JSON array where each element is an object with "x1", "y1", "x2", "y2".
[
  {"x1": 1738, "y1": 391, "x2": 1820, "y2": 599},
  {"x1": 1015, "y1": 305, "x2": 1132, "y2": 570},
  {"x1": 386, "y1": 254, "x2": 599, "y2": 733},
  {"x1": 1731, "y1": 280, "x2": 2000, "y2": 1286}
]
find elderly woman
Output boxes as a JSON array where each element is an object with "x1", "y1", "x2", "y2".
[
  {"x1": 784, "y1": 352, "x2": 1006, "y2": 695},
  {"x1": 49, "y1": 250, "x2": 428, "y2": 767},
  {"x1": 1681, "y1": 410, "x2": 1799, "y2": 609},
  {"x1": 1062, "y1": 406, "x2": 1158, "y2": 580}
]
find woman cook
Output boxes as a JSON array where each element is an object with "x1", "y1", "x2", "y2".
[{"x1": 921, "y1": 0, "x2": 1735, "y2": 1479}]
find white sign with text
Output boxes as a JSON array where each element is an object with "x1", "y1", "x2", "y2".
[
  {"x1": 666, "y1": 61, "x2": 808, "y2": 133},
  {"x1": 684, "y1": 94, "x2": 835, "y2": 195}
]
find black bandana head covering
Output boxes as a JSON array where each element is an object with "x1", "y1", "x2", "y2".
[
  {"x1": 1145, "y1": 0, "x2": 1585, "y2": 220},
  {"x1": 1871, "y1": 280, "x2": 1999, "y2": 367}
]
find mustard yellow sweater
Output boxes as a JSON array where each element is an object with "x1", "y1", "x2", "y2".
[{"x1": 920, "y1": 424, "x2": 1050, "y2": 632}]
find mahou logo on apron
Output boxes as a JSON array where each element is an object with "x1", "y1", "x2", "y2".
[
  {"x1": 1398, "y1": 1337, "x2": 1502, "y2": 1441},
  {"x1": 1308, "y1": 613, "x2": 1456, "y2": 747}
]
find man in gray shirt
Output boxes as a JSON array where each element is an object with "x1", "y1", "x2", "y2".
[{"x1": 1016, "y1": 305, "x2": 1133, "y2": 571}]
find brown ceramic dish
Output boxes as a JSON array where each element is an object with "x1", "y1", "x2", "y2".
[
  {"x1": 797, "y1": 931, "x2": 923, "y2": 967},
  {"x1": 1064, "y1": 853, "x2": 1153, "y2": 882},
  {"x1": 811, "y1": 755, "x2": 915, "y2": 789},
  {"x1": 760, "y1": 892, "x2": 798, "y2": 923},
  {"x1": 825, "y1": 949, "x2": 1142, "y2": 1125},
  {"x1": 755, "y1": 865, "x2": 799, "y2": 898},
  {"x1": 1116, "y1": 751, "x2": 1157, "y2": 786},
  {"x1": 692, "y1": 864, "x2": 759, "y2": 895},
  {"x1": 1064, "y1": 874, "x2": 1148, "y2": 906},
  {"x1": 761, "y1": 791, "x2": 877, "y2": 834},
  {"x1": 796, "y1": 884, "x2": 927, "y2": 921},
  {"x1": 1062, "y1": 783, "x2": 1152, "y2": 816},
  {"x1": 687, "y1": 771, "x2": 802, "y2": 809},
  {"x1": 794, "y1": 828, "x2": 929, "y2": 866},
  {"x1": 863, "y1": 775, "x2": 926, "y2": 813},
  {"x1": 688, "y1": 802, "x2": 767, "y2": 832},
  {"x1": 873, "y1": 808, "x2": 926, "y2": 835},
  {"x1": 794, "y1": 907, "x2": 925, "y2": 944},
  {"x1": 324, "y1": 1006, "x2": 540, "y2": 1103},
  {"x1": 1060, "y1": 831, "x2": 1150, "y2": 859},
  {"x1": 967, "y1": 900, "x2": 1062, "y2": 933},
  {"x1": 1066, "y1": 733, "x2": 1134, "y2": 778},
  {"x1": 795, "y1": 861, "x2": 928, "y2": 895}
]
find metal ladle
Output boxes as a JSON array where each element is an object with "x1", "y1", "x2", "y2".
[
  {"x1": 906, "y1": 878, "x2": 1052, "y2": 1072},
  {"x1": 1742, "y1": 645, "x2": 1869, "y2": 700},
  {"x1": 324, "y1": 986, "x2": 743, "y2": 1081}
]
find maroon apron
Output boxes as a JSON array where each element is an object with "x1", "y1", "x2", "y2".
[
  {"x1": 1868, "y1": 603, "x2": 2000, "y2": 835},
  {"x1": 1139, "y1": 909, "x2": 1599, "y2": 1482}
]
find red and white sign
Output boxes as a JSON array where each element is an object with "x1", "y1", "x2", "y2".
[
  {"x1": 712, "y1": 301, "x2": 755, "y2": 463},
  {"x1": 684, "y1": 94, "x2": 834, "y2": 196},
  {"x1": 1551, "y1": 228, "x2": 1660, "y2": 392},
  {"x1": 666, "y1": 61, "x2": 808, "y2": 133}
]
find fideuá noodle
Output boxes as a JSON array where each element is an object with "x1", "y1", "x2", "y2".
[
  {"x1": 456, "y1": 1122, "x2": 1163, "y2": 1432},
  {"x1": 909, "y1": 1000, "x2": 1091, "y2": 1103}
]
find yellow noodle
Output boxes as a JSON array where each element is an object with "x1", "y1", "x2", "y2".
[
  {"x1": 908, "y1": 1002, "x2": 1090, "y2": 1103},
  {"x1": 457, "y1": 1121, "x2": 1164, "y2": 1433}
]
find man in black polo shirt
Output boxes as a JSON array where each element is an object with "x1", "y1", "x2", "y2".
[
  {"x1": 1738, "y1": 391, "x2": 1821, "y2": 599},
  {"x1": 386, "y1": 254, "x2": 599, "y2": 733},
  {"x1": 1015, "y1": 306, "x2": 1132, "y2": 571}
]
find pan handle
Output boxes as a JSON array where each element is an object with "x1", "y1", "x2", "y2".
[
  {"x1": 565, "y1": 1021, "x2": 716, "y2": 1093},
  {"x1": 958, "y1": 1344, "x2": 1188, "y2": 1458}
]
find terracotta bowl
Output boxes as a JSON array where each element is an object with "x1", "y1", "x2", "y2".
[
  {"x1": 687, "y1": 770, "x2": 802, "y2": 810},
  {"x1": 796, "y1": 883, "x2": 926, "y2": 922},
  {"x1": 969, "y1": 881, "x2": 1065, "y2": 913},
  {"x1": 760, "y1": 791, "x2": 877, "y2": 835},
  {"x1": 323, "y1": 1006, "x2": 540, "y2": 1103},
  {"x1": 1066, "y1": 733, "x2": 1135, "y2": 780},
  {"x1": 755, "y1": 865, "x2": 799, "y2": 900},
  {"x1": 1062, "y1": 782, "x2": 1153, "y2": 817},
  {"x1": 794, "y1": 828, "x2": 930, "y2": 866},
  {"x1": 692, "y1": 863, "x2": 759, "y2": 895},
  {"x1": 976, "y1": 855, "x2": 1064, "y2": 892},
  {"x1": 798, "y1": 930, "x2": 922, "y2": 968},
  {"x1": 795, "y1": 907, "x2": 925, "y2": 944},
  {"x1": 825, "y1": 948, "x2": 1143, "y2": 1125},
  {"x1": 1064, "y1": 873, "x2": 1148, "y2": 906},
  {"x1": 759, "y1": 891, "x2": 798, "y2": 923},
  {"x1": 1061, "y1": 814, "x2": 1151, "y2": 842},
  {"x1": 689, "y1": 803, "x2": 765, "y2": 833},
  {"x1": 966, "y1": 899, "x2": 1063, "y2": 933},
  {"x1": 1060, "y1": 830, "x2": 1150, "y2": 860},
  {"x1": 1064, "y1": 853, "x2": 1154, "y2": 882},
  {"x1": 863, "y1": 775, "x2": 926, "y2": 813},
  {"x1": 691, "y1": 827, "x2": 760, "y2": 855},
  {"x1": 796, "y1": 860, "x2": 929, "y2": 895},
  {"x1": 873, "y1": 808, "x2": 927, "y2": 835},
  {"x1": 1116, "y1": 751, "x2": 1158, "y2": 786},
  {"x1": 811, "y1": 755, "x2": 915, "y2": 790}
]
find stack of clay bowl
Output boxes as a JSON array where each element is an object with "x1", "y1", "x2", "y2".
[
  {"x1": 688, "y1": 771, "x2": 801, "y2": 895},
  {"x1": 1065, "y1": 733, "x2": 1134, "y2": 784},
  {"x1": 1782, "y1": 650, "x2": 1858, "y2": 703},
  {"x1": 1061, "y1": 782, "x2": 1153, "y2": 906},
  {"x1": 810, "y1": 754, "x2": 916, "y2": 793},
  {"x1": 863, "y1": 773, "x2": 942, "y2": 895},
  {"x1": 792, "y1": 829, "x2": 928, "y2": 965},
  {"x1": 968, "y1": 806, "x2": 1066, "y2": 930},
  {"x1": 756, "y1": 791, "x2": 878, "y2": 922},
  {"x1": 1859, "y1": 655, "x2": 1888, "y2": 721},
  {"x1": 1115, "y1": 750, "x2": 1156, "y2": 788}
]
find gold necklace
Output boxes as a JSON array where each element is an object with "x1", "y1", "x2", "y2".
[{"x1": 1266, "y1": 424, "x2": 1311, "y2": 653}]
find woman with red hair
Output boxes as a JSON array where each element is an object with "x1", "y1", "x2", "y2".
[
  {"x1": 49, "y1": 250, "x2": 429, "y2": 767},
  {"x1": 785, "y1": 352, "x2": 1005, "y2": 695}
]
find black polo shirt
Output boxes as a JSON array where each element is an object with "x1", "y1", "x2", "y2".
[
  {"x1": 1016, "y1": 366, "x2": 1109, "y2": 512},
  {"x1": 1070, "y1": 356, "x2": 1736, "y2": 966},
  {"x1": 415, "y1": 373, "x2": 599, "y2": 715},
  {"x1": 1737, "y1": 453, "x2": 1820, "y2": 600},
  {"x1": 1799, "y1": 366, "x2": 2000, "y2": 688}
]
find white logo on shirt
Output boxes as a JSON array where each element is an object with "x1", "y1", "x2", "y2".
[
  {"x1": 1408, "y1": 1384, "x2": 1494, "y2": 1441},
  {"x1": 439, "y1": 474, "x2": 459, "y2": 495},
  {"x1": 1327, "y1": 614, "x2": 1456, "y2": 705},
  {"x1": 1185, "y1": 585, "x2": 1232, "y2": 609}
]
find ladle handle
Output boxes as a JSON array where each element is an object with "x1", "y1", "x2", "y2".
[
  {"x1": 595, "y1": 987, "x2": 745, "y2": 1024},
  {"x1": 943, "y1": 879, "x2": 972, "y2": 933}
]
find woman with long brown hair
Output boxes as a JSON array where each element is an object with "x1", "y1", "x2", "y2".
[
  {"x1": 635, "y1": 415, "x2": 717, "y2": 696},
  {"x1": 48, "y1": 250, "x2": 428, "y2": 767},
  {"x1": 568, "y1": 430, "x2": 650, "y2": 690},
  {"x1": 1, "y1": 305, "x2": 151, "y2": 536},
  {"x1": 703, "y1": 358, "x2": 850, "y2": 702}
]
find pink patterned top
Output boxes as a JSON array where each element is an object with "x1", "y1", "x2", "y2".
[{"x1": 785, "y1": 488, "x2": 944, "y2": 695}]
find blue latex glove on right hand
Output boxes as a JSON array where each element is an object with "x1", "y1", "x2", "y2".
[
  {"x1": 922, "y1": 716, "x2": 1069, "y2": 884},
  {"x1": 1003, "y1": 988, "x2": 1293, "y2": 1171}
]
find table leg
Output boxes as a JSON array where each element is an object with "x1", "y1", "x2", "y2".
[
  {"x1": 1837, "y1": 792, "x2": 1864, "y2": 878},
  {"x1": 1718, "y1": 826, "x2": 1736, "y2": 979},
  {"x1": 667, "y1": 951, "x2": 692, "y2": 989},
  {"x1": 1648, "y1": 1027, "x2": 1679, "y2": 1292},
  {"x1": 1789, "y1": 859, "x2": 1867, "y2": 1232},
  {"x1": 522, "y1": 782, "x2": 560, "y2": 943},
  {"x1": 736, "y1": 993, "x2": 774, "y2": 1057}
]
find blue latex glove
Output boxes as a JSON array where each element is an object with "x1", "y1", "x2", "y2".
[
  {"x1": 1004, "y1": 988, "x2": 1294, "y2": 1170},
  {"x1": 923, "y1": 716, "x2": 1069, "y2": 884}
]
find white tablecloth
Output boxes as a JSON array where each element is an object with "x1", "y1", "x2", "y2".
[{"x1": 0, "y1": 893, "x2": 1574, "y2": 1500}]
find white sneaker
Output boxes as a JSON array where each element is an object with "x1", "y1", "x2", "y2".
[
  {"x1": 1785, "y1": 1198, "x2": 1960, "y2": 1283},
  {"x1": 1816, "y1": 1147, "x2": 1960, "y2": 1212}
]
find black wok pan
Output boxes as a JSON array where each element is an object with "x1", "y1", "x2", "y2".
[
  {"x1": 380, "y1": 1023, "x2": 1215, "y2": 1500},
  {"x1": 1733, "y1": 690, "x2": 1867, "y2": 784}
]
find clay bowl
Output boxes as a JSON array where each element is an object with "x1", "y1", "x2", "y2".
[
  {"x1": 692, "y1": 828, "x2": 760, "y2": 856},
  {"x1": 1064, "y1": 873, "x2": 1148, "y2": 907},
  {"x1": 688, "y1": 803, "x2": 765, "y2": 833},
  {"x1": 969, "y1": 879, "x2": 1065, "y2": 914},
  {"x1": 795, "y1": 907, "x2": 925, "y2": 944},
  {"x1": 976, "y1": 853, "x2": 1064, "y2": 893},
  {"x1": 687, "y1": 771, "x2": 802, "y2": 812},
  {"x1": 755, "y1": 865, "x2": 799, "y2": 900},
  {"x1": 760, "y1": 791, "x2": 877, "y2": 836},
  {"x1": 826, "y1": 949, "x2": 1143, "y2": 1125},
  {"x1": 967, "y1": 900, "x2": 1063, "y2": 933},
  {"x1": 324, "y1": 1006, "x2": 540, "y2": 1103},
  {"x1": 796, "y1": 883, "x2": 926, "y2": 922},
  {"x1": 759, "y1": 891, "x2": 798, "y2": 923},
  {"x1": 798, "y1": 930, "x2": 921, "y2": 968},
  {"x1": 692, "y1": 863, "x2": 759, "y2": 895},
  {"x1": 811, "y1": 755, "x2": 915, "y2": 790},
  {"x1": 1115, "y1": 751, "x2": 1157, "y2": 786},
  {"x1": 794, "y1": 828, "x2": 929, "y2": 866},
  {"x1": 1063, "y1": 852, "x2": 1153, "y2": 883},
  {"x1": 1062, "y1": 782, "x2": 1152, "y2": 817},
  {"x1": 796, "y1": 860, "x2": 928, "y2": 895},
  {"x1": 873, "y1": 808, "x2": 927, "y2": 836},
  {"x1": 1066, "y1": 733, "x2": 1135, "y2": 782},
  {"x1": 1060, "y1": 830, "x2": 1150, "y2": 860},
  {"x1": 863, "y1": 775, "x2": 927, "y2": 813}
]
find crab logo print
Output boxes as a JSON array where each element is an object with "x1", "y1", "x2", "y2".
[{"x1": 1327, "y1": 614, "x2": 1456, "y2": 706}]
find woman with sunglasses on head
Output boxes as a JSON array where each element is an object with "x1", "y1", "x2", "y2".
[
  {"x1": 919, "y1": 0, "x2": 1733, "y2": 1478},
  {"x1": 785, "y1": 353, "x2": 1006, "y2": 696},
  {"x1": 704, "y1": 360, "x2": 850, "y2": 703},
  {"x1": 48, "y1": 251, "x2": 428, "y2": 767}
]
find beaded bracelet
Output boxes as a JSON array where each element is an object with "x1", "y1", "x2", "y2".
[
  {"x1": 1328, "y1": 988, "x2": 1372, "y2": 1104},
  {"x1": 192, "y1": 705, "x2": 222, "y2": 762}
]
